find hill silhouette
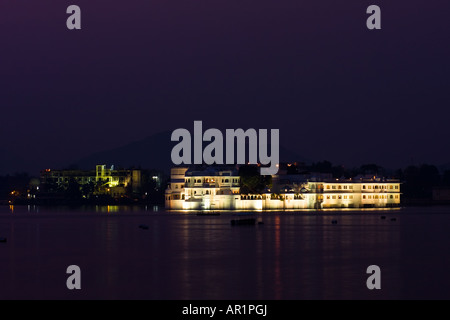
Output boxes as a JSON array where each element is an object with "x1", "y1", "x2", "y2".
[{"x1": 74, "y1": 130, "x2": 309, "y2": 173}]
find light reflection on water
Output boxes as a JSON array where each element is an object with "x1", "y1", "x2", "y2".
[{"x1": 0, "y1": 206, "x2": 449, "y2": 299}]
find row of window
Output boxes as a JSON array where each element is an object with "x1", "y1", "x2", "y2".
[
  {"x1": 324, "y1": 194, "x2": 400, "y2": 200},
  {"x1": 173, "y1": 189, "x2": 240, "y2": 195},
  {"x1": 184, "y1": 178, "x2": 240, "y2": 184},
  {"x1": 326, "y1": 195, "x2": 354, "y2": 200},
  {"x1": 363, "y1": 195, "x2": 399, "y2": 199},
  {"x1": 325, "y1": 184, "x2": 400, "y2": 190},
  {"x1": 326, "y1": 184, "x2": 399, "y2": 190},
  {"x1": 362, "y1": 185, "x2": 399, "y2": 190},
  {"x1": 326, "y1": 185, "x2": 354, "y2": 190}
]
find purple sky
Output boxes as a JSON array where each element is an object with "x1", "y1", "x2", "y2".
[{"x1": 1, "y1": 0, "x2": 450, "y2": 174}]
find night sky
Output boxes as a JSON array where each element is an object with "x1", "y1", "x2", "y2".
[{"x1": 1, "y1": 0, "x2": 450, "y2": 175}]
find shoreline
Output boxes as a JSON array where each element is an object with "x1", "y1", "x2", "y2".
[{"x1": 2, "y1": 204, "x2": 450, "y2": 216}]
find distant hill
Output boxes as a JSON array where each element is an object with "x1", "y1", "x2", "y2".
[{"x1": 74, "y1": 130, "x2": 309, "y2": 173}]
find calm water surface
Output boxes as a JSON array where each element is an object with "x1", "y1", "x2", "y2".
[{"x1": 0, "y1": 205, "x2": 449, "y2": 300}]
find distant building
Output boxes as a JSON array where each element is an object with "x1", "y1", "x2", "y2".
[
  {"x1": 165, "y1": 166, "x2": 401, "y2": 210},
  {"x1": 40, "y1": 165, "x2": 142, "y2": 197}
]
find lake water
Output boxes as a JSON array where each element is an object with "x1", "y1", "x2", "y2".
[{"x1": 0, "y1": 205, "x2": 449, "y2": 300}]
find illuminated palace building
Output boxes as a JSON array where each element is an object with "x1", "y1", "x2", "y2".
[{"x1": 165, "y1": 166, "x2": 401, "y2": 210}]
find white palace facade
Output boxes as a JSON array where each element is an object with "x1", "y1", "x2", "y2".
[{"x1": 165, "y1": 166, "x2": 401, "y2": 210}]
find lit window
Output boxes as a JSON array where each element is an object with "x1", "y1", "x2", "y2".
[
  {"x1": 363, "y1": 185, "x2": 366, "y2": 189},
  {"x1": 390, "y1": 195, "x2": 393, "y2": 199},
  {"x1": 390, "y1": 185, "x2": 393, "y2": 189},
  {"x1": 332, "y1": 195, "x2": 336, "y2": 199},
  {"x1": 327, "y1": 195, "x2": 330, "y2": 199},
  {"x1": 349, "y1": 186, "x2": 353, "y2": 189},
  {"x1": 338, "y1": 185, "x2": 342, "y2": 189},
  {"x1": 332, "y1": 186, "x2": 336, "y2": 190},
  {"x1": 349, "y1": 195, "x2": 353, "y2": 199},
  {"x1": 338, "y1": 195, "x2": 342, "y2": 199},
  {"x1": 363, "y1": 195, "x2": 366, "y2": 199},
  {"x1": 327, "y1": 185, "x2": 330, "y2": 189},
  {"x1": 344, "y1": 195, "x2": 348, "y2": 199},
  {"x1": 344, "y1": 186, "x2": 348, "y2": 189}
]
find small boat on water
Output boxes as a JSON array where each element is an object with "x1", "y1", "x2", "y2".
[
  {"x1": 234, "y1": 212, "x2": 254, "y2": 216},
  {"x1": 196, "y1": 212, "x2": 221, "y2": 216},
  {"x1": 230, "y1": 218, "x2": 256, "y2": 226}
]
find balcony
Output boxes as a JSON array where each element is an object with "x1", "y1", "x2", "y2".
[{"x1": 202, "y1": 182, "x2": 218, "y2": 188}]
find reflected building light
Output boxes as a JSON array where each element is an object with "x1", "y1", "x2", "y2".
[{"x1": 106, "y1": 206, "x2": 119, "y2": 213}]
